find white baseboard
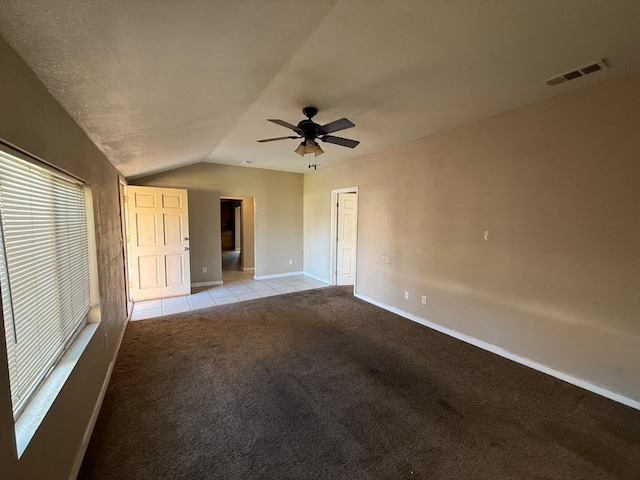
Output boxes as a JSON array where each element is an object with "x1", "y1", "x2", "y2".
[
  {"x1": 69, "y1": 317, "x2": 129, "y2": 480},
  {"x1": 254, "y1": 270, "x2": 304, "y2": 280},
  {"x1": 191, "y1": 280, "x2": 223, "y2": 288},
  {"x1": 302, "y1": 271, "x2": 331, "y2": 284},
  {"x1": 242, "y1": 267, "x2": 255, "y2": 272},
  {"x1": 354, "y1": 292, "x2": 640, "y2": 411}
]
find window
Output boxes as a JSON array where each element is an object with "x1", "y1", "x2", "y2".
[{"x1": 0, "y1": 146, "x2": 90, "y2": 418}]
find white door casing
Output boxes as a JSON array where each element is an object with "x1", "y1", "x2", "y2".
[
  {"x1": 336, "y1": 192, "x2": 357, "y2": 286},
  {"x1": 127, "y1": 186, "x2": 190, "y2": 301}
]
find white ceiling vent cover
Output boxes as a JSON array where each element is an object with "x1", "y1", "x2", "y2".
[{"x1": 544, "y1": 60, "x2": 608, "y2": 86}]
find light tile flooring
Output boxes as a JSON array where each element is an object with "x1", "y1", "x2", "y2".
[{"x1": 130, "y1": 271, "x2": 328, "y2": 321}]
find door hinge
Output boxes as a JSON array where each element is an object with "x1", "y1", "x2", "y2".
[
  {"x1": 123, "y1": 195, "x2": 128, "y2": 202},
  {"x1": 128, "y1": 281, "x2": 133, "y2": 289},
  {"x1": 125, "y1": 235, "x2": 130, "y2": 243},
  {"x1": 337, "y1": 202, "x2": 339, "y2": 207}
]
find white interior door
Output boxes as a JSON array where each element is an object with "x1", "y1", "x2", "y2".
[
  {"x1": 336, "y1": 193, "x2": 357, "y2": 285},
  {"x1": 127, "y1": 186, "x2": 190, "y2": 301}
]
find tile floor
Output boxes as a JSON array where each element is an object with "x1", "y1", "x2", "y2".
[{"x1": 130, "y1": 270, "x2": 328, "y2": 321}]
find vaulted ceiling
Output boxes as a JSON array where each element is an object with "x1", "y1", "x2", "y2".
[{"x1": 1, "y1": 1, "x2": 640, "y2": 178}]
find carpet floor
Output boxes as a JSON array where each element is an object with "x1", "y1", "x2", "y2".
[{"x1": 79, "y1": 286, "x2": 640, "y2": 479}]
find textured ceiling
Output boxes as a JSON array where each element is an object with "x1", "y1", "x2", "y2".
[{"x1": 1, "y1": 1, "x2": 640, "y2": 178}]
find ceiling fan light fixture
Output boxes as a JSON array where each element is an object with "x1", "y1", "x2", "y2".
[
  {"x1": 294, "y1": 142, "x2": 306, "y2": 156},
  {"x1": 304, "y1": 139, "x2": 316, "y2": 154},
  {"x1": 302, "y1": 140, "x2": 323, "y2": 169},
  {"x1": 296, "y1": 139, "x2": 323, "y2": 159}
]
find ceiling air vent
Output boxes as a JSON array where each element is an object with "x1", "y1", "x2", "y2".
[{"x1": 544, "y1": 60, "x2": 608, "y2": 86}]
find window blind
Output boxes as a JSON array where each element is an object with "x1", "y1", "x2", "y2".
[{"x1": 0, "y1": 148, "x2": 90, "y2": 418}]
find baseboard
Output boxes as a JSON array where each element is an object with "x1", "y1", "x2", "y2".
[
  {"x1": 354, "y1": 293, "x2": 640, "y2": 411},
  {"x1": 241, "y1": 267, "x2": 255, "y2": 272},
  {"x1": 191, "y1": 280, "x2": 223, "y2": 288},
  {"x1": 254, "y1": 271, "x2": 304, "y2": 280},
  {"x1": 302, "y1": 271, "x2": 331, "y2": 284},
  {"x1": 69, "y1": 317, "x2": 129, "y2": 480}
]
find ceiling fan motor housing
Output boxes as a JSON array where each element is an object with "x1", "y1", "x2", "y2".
[
  {"x1": 299, "y1": 107, "x2": 320, "y2": 140},
  {"x1": 297, "y1": 119, "x2": 320, "y2": 140}
]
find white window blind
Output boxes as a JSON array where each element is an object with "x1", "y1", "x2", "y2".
[{"x1": 0, "y1": 147, "x2": 90, "y2": 418}]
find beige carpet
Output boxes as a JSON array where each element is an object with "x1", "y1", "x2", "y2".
[{"x1": 79, "y1": 286, "x2": 640, "y2": 479}]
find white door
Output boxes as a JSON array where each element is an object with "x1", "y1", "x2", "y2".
[
  {"x1": 127, "y1": 186, "x2": 191, "y2": 301},
  {"x1": 336, "y1": 193, "x2": 357, "y2": 285}
]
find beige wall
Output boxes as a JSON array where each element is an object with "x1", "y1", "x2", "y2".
[
  {"x1": 0, "y1": 35, "x2": 127, "y2": 479},
  {"x1": 187, "y1": 190, "x2": 222, "y2": 284},
  {"x1": 133, "y1": 163, "x2": 303, "y2": 278},
  {"x1": 304, "y1": 71, "x2": 640, "y2": 403},
  {"x1": 240, "y1": 196, "x2": 255, "y2": 270}
]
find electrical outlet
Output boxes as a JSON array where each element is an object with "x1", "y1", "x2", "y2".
[
  {"x1": 288, "y1": 259, "x2": 293, "y2": 265},
  {"x1": 202, "y1": 267, "x2": 207, "y2": 273},
  {"x1": 404, "y1": 291, "x2": 409, "y2": 300},
  {"x1": 422, "y1": 295, "x2": 427, "y2": 305}
]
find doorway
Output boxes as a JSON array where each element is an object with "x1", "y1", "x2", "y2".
[
  {"x1": 219, "y1": 196, "x2": 255, "y2": 274},
  {"x1": 330, "y1": 187, "x2": 359, "y2": 287},
  {"x1": 220, "y1": 199, "x2": 242, "y2": 272}
]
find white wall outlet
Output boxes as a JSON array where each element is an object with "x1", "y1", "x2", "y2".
[
  {"x1": 288, "y1": 259, "x2": 293, "y2": 265},
  {"x1": 404, "y1": 291, "x2": 409, "y2": 300},
  {"x1": 422, "y1": 295, "x2": 427, "y2": 305},
  {"x1": 202, "y1": 267, "x2": 207, "y2": 273}
]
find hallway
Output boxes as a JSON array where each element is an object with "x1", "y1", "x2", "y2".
[{"x1": 222, "y1": 250, "x2": 241, "y2": 272}]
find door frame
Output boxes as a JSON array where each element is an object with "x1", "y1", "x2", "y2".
[
  {"x1": 119, "y1": 179, "x2": 133, "y2": 315},
  {"x1": 330, "y1": 187, "x2": 359, "y2": 287}
]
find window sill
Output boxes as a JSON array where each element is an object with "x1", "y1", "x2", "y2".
[{"x1": 14, "y1": 322, "x2": 99, "y2": 457}]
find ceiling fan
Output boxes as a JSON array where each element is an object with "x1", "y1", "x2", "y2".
[{"x1": 257, "y1": 107, "x2": 359, "y2": 169}]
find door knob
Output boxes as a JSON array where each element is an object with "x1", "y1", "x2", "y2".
[{"x1": 184, "y1": 247, "x2": 190, "y2": 251}]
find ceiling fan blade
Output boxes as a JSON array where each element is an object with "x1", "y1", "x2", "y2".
[
  {"x1": 257, "y1": 136, "x2": 299, "y2": 143},
  {"x1": 320, "y1": 135, "x2": 360, "y2": 148},
  {"x1": 267, "y1": 119, "x2": 303, "y2": 134},
  {"x1": 317, "y1": 118, "x2": 355, "y2": 135}
]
